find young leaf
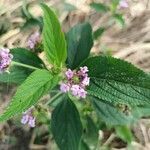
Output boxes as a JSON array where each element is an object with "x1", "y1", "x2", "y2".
[
  {"x1": 115, "y1": 126, "x2": 133, "y2": 143},
  {"x1": 0, "y1": 69, "x2": 59, "y2": 122},
  {"x1": 41, "y1": 3, "x2": 67, "y2": 67},
  {"x1": 51, "y1": 95, "x2": 83, "y2": 150},
  {"x1": 66, "y1": 22, "x2": 93, "y2": 69},
  {"x1": 92, "y1": 97, "x2": 134, "y2": 125},
  {"x1": 0, "y1": 48, "x2": 44, "y2": 84},
  {"x1": 82, "y1": 56, "x2": 150, "y2": 106},
  {"x1": 113, "y1": 13, "x2": 125, "y2": 27},
  {"x1": 93, "y1": 27, "x2": 105, "y2": 40},
  {"x1": 90, "y1": 2, "x2": 109, "y2": 13}
]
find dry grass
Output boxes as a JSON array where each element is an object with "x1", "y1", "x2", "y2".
[{"x1": 0, "y1": 0, "x2": 150, "y2": 149}]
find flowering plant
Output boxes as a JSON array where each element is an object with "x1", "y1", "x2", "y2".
[{"x1": 0, "y1": 2, "x2": 150, "y2": 149}]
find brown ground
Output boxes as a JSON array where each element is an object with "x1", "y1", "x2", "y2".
[{"x1": 0, "y1": 0, "x2": 150, "y2": 149}]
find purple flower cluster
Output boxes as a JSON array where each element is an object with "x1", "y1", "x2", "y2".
[
  {"x1": 27, "y1": 32, "x2": 40, "y2": 49},
  {"x1": 60, "y1": 66, "x2": 90, "y2": 99},
  {"x1": 0, "y1": 48, "x2": 13, "y2": 73},
  {"x1": 21, "y1": 108, "x2": 35, "y2": 128},
  {"x1": 119, "y1": 0, "x2": 128, "y2": 8}
]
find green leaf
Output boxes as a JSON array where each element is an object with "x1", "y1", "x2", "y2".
[
  {"x1": 132, "y1": 106, "x2": 150, "y2": 118},
  {"x1": 90, "y1": 2, "x2": 109, "y2": 12},
  {"x1": 84, "y1": 116, "x2": 98, "y2": 148},
  {"x1": 79, "y1": 140, "x2": 90, "y2": 150},
  {"x1": 115, "y1": 126, "x2": 133, "y2": 143},
  {"x1": 82, "y1": 56, "x2": 150, "y2": 106},
  {"x1": 0, "y1": 48, "x2": 44, "y2": 84},
  {"x1": 113, "y1": 13, "x2": 125, "y2": 27},
  {"x1": 93, "y1": 27, "x2": 105, "y2": 40},
  {"x1": 41, "y1": 3, "x2": 67, "y2": 67},
  {"x1": 92, "y1": 97, "x2": 134, "y2": 125},
  {"x1": 0, "y1": 69, "x2": 59, "y2": 122},
  {"x1": 66, "y1": 23, "x2": 93, "y2": 69},
  {"x1": 51, "y1": 95, "x2": 83, "y2": 150}
]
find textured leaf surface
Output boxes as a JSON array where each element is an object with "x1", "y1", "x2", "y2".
[
  {"x1": 0, "y1": 48, "x2": 44, "y2": 84},
  {"x1": 41, "y1": 3, "x2": 67, "y2": 67},
  {"x1": 66, "y1": 22, "x2": 93, "y2": 69},
  {"x1": 82, "y1": 56, "x2": 150, "y2": 106},
  {"x1": 51, "y1": 95, "x2": 83, "y2": 150},
  {"x1": 92, "y1": 97, "x2": 134, "y2": 125},
  {"x1": 0, "y1": 69, "x2": 59, "y2": 122}
]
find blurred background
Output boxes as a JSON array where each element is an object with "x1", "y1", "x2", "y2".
[{"x1": 0, "y1": 0, "x2": 150, "y2": 149}]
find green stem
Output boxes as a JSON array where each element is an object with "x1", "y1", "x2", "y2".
[
  {"x1": 12, "y1": 61, "x2": 39, "y2": 70},
  {"x1": 46, "y1": 92, "x2": 62, "y2": 106}
]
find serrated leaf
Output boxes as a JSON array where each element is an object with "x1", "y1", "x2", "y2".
[
  {"x1": 0, "y1": 48, "x2": 44, "y2": 84},
  {"x1": 41, "y1": 3, "x2": 67, "y2": 67},
  {"x1": 66, "y1": 22, "x2": 93, "y2": 69},
  {"x1": 0, "y1": 69, "x2": 59, "y2": 122},
  {"x1": 92, "y1": 97, "x2": 134, "y2": 125},
  {"x1": 90, "y1": 2, "x2": 109, "y2": 12},
  {"x1": 82, "y1": 56, "x2": 150, "y2": 106},
  {"x1": 51, "y1": 95, "x2": 83, "y2": 150}
]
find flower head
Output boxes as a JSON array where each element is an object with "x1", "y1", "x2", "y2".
[
  {"x1": 27, "y1": 32, "x2": 40, "y2": 49},
  {"x1": 60, "y1": 66, "x2": 90, "y2": 99},
  {"x1": 119, "y1": 0, "x2": 128, "y2": 8},
  {"x1": 21, "y1": 107, "x2": 35, "y2": 128},
  {"x1": 0, "y1": 48, "x2": 13, "y2": 73}
]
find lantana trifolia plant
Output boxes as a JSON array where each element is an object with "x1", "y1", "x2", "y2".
[{"x1": 0, "y1": 3, "x2": 150, "y2": 150}]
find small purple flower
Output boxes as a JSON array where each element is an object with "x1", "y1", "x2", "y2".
[
  {"x1": 0, "y1": 48, "x2": 13, "y2": 73},
  {"x1": 71, "y1": 85, "x2": 80, "y2": 96},
  {"x1": 28, "y1": 116, "x2": 35, "y2": 128},
  {"x1": 82, "y1": 76, "x2": 90, "y2": 86},
  {"x1": 21, "y1": 114, "x2": 29, "y2": 124},
  {"x1": 60, "y1": 83, "x2": 70, "y2": 93},
  {"x1": 78, "y1": 88, "x2": 87, "y2": 99},
  {"x1": 21, "y1": 108, "x2": 36, "y2": 128},
  {"x1": 27, "y1": 32, "x2": 40, "y2": 49},
  {"x1": 119, "y1": 0, "x2": 128, "y2": 8},
  {"x1": 80, "y1": 66, "x2": 89, "y2": 74},
  {"x1": 65, "y1": 69, "x2": 74, "y2": 79}
]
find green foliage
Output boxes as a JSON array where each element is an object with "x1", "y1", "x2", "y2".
[
  {"x1": 90, "y1": 2, "x2": 109, "y2": 12},
  {"x1": 51, "y1": 95, "x2": 83, "y2": 150},
  {"x1": 82, "y1": 56, "x2": 150, "y2": 106},
  {"x1": 92, "y1": 97, "x2": 134, "y2": 125},
  {"x1": 66, "y1": 23, "x2": 93, "y2": 69},
  {"x1": 0, "y1": 69, "x2": 59, "y2": 122},
  {"x1": 84, "y1": 116, "x2": 98, "y2": 148},
  {"x1": 93, "y1": 27, "x2": 105, "y2": 40},
  {"x1": 0, "y1": 48, "x2": 44, "y2": 84},
  {"x1": 79, "y1": 140, "x2": 90, "y2": 150},
  {"x1": 41, "y1": 3, "x2": 67, "y2": 68},
  {"x1": 115, "y1": 126, "x2": 133, "y2": 144},
  {"x1": 113, "y1": 13, "x2": 125, "y2": 27}
]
